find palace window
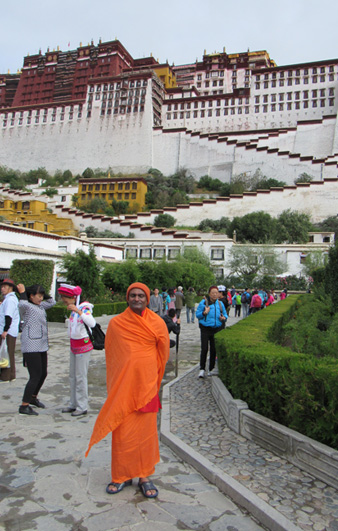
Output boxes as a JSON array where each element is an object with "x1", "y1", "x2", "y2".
[
  {"x1": 153, "y1": 248, "x2": 165, "y2": 259},
  {"x1": 126, "y1": 248, "x2": 137, "y2": 258},
  {"x1": 211, "y1": 248, "x2": 224, "y2": 260}
]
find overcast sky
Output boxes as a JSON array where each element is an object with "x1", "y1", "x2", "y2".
[{"x1": 1, "y1": 0, "x2": 337, "y2": 74}]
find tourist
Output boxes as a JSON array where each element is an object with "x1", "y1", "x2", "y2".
[
  {"x1": 85, "y1": 282, "x2": 169, "y2": 498},
  {"x1": 58, "y1": 284, "x2": 96, "y2": 417},
  {"x1": 233, "y1": 290, "x2": 242, "y2": 317},
  {"x1": 162, "y1": 308, "x2": 180, "y2": 348},
  {"x1": 241, "y1": 288, "x2": 251, "y2": 318},
  {"x1": 266, "y1": 290, "x2": 275, "y2": 306},
  {"x1": 149, "y1": 287, "x2": 163, "y2": 315},
  {"x1": 185, "y1": 287, "x2": 197, "y2": 324},
  {"x1": 174, "y1": 286, "x2": 184, "y2": 318},
  {"x1": 250, "y1": 290, "x2": 263, "y2": 313},
  {"x1": 161, "y1": 287, "x2": 170, "y2": 314},
  {"x1": 196, "y1": 286, "x2": 227, "y2": 378},
  {"x1": 0, "y1": 279, "x2": 20, "y2": 382},
  {"x1": 280, "y1": 289, "x2": 287, "y2": 300},
  {"x1": 17, "y1": 283, "x2": 56, "y2": 415}
]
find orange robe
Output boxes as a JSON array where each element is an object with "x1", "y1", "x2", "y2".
[{"x1": 85, "y1": 307, "x2": 170, "y2": 482}]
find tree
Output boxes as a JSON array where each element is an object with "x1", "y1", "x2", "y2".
[
  {"x1": 302, "y1": 251, "x2": 329, "y2": 277},
  {"x1": 111, "y1": 199, "x2": 129, "y2": 216},
  {"x1": 315, "y1": 216, "x2": 338, "y2": 240},
  {"x1": 324, "y1": 243, "x2": 338, "y2": 312},
  {"x1": 82, "y1": 198, "x2": 109, "y2": 214},
  {"x1": 102, "y1": 259, "x2": 140, "y2": 293},
  {"x1": 198, "y1": 217, "x2": 230, "y2": 233},
  {"x1": 275, "y1": 210, "x2": 313, "y2": 243},
  {"x1": 59, "y1": 247, "x2": 106, "y2": 301},
  {"x1": 42, "y1": 188, "x2": 58, "y2": 197},
  {"x1": 82, "y1": 168, "x2": 94, "y2": 179},
  {"x1": 228, "y1": 246, "x2": 284, "y2": 286},
  {"x1": 178, "y1": 246, "x2": 211, "y2": 268},
  {"x1": 154, "y1": 214, "x2": 176, "y2": 228},
  {"x1": 227, "y1": 211, "x2": 277, "y2": 243}
]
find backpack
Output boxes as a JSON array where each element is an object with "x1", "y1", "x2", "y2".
[
  {"x1": 161, "y1": 292, "x2": 168, "y2": 312},
  {"x1": 84, "y1": 322, "x2": 106, "y2": 350},
  {"x1": 241, "y1": 293, "x2": 247, "y2": 304}
]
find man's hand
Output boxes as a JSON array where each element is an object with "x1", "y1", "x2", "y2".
[{"x1": 1, "y1": 331, "x2": 8, "y2": 339}]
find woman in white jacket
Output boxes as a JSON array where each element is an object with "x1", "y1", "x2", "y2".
[{"x1": 58, "y1": 284, "x2": 96, "y2": 417}]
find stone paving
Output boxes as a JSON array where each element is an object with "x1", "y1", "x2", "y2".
[
  {"x1": 0, "y1": 314, "x2": 265, "y2": 531},
  {"x1": 169, "y1": 311, "x2": 338, "y2": 531}
]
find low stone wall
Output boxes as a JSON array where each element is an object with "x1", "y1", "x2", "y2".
[{"x1": 211, "y1": 377, "x2": 338, "y2": 490}]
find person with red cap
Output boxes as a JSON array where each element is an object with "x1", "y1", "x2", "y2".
[
  {"x1": 58, "y1": 283, "x2": 96, "y2": 417},
  {"x1": 0, "y1": 279, "x2": 20, "y2": 382},
  {"x1": 85, "y1": 282, "x2": 170, "y2": 499}
]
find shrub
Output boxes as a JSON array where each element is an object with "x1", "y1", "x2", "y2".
[
  {"x1": 216, "y1": 296, "x2": 338, "y2": 449},
  {"x1": 47, "y1": 301, "x2": 127, "y2": 322},
  {"x1": 10, "y1": 259, "x2": 54, "y2": 294}
]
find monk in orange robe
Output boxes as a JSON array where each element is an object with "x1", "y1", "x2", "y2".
[{"x1": 86, "y1": 282, "x2": 170, "y2": 498}]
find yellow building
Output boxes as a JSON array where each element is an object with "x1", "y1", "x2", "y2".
[
  {"x1": 0, "y1": 198, "x2": 76, "y2": 236},
  {"x1": 153, "y1": 64, "x2": 177, "y2": 89},
  {"x1": 78, "y1": 177, "x2": 148, "y2": 212}
]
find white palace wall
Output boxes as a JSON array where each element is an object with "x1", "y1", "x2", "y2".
[
  {"x1": 49, "y1": 178, "x2": 338, "y2": 238},
  {"x1": 0, "y1": 89, "x2": 154, "y2": 175}
]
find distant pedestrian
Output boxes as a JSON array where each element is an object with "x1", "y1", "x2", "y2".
[
  {"x1": 17, "y1": 283, "x2": 56, "y2": 416},
  {"x1": 162, "y1": 308, "x2": 181, "y2": 348},
  {"x1": 266, "y1": 290, "x2": 275, "y2": 307},
  {"x1": 250, "y1": 290, "x2": 262, "y2": 314},
  {"x1": 218, "y1": 285, "x2": 230, "y2": 316},
  {"x1": 185, "y1": 287, "x2": 197, "y2": 324},
  {"x1": 161, "y1": 287, "x2": 170, "y2": 314},
  {"x1": 167, "y1": 288, "x2": 176, "y2": 313},
  {"x1": 241, "y1": 288, "x2": 251, "y2": 318},
  {"x1": 233, "y1": 291, "x2": 242, "y2": 317},
  {"x1": 280, "y1": 289, "x2": 287, "y2": 301},
  {"x1": 149, "y1": 288, "x2": 163, "y2": 316},
  {"x1": 174, "y1": 286, "x2": 184, "y2": 318}
]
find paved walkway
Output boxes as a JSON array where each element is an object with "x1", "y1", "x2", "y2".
[
  {"x1": 0, "y1": 313, "x2": 264, "y2": 531},
  {"x1": 0, "y1": 309, "x2": 337, "y2": 530}
]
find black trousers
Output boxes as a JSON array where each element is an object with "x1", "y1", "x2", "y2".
[
  {"x1": 199, "y1": 326, "x2": 219, "y2": 371},
  {"x1": 22, "y1": 352, "x2": 48, "y2": 403}
]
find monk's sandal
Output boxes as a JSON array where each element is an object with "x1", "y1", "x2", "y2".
[{"x1": 106, "y1": 479, "x2": 132, "y2": 494}]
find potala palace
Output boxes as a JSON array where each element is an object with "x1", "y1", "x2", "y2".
[
  {"x1": 0, "y1": 39, "x2": 337, "y2": 290},
  {"x1": 1, "y1": 39, "x2": 338, "y2": 182}
]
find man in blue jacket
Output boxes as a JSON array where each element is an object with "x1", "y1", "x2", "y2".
[{"x1": 196, "y1": 286, "x2": 227, "y2": 378}]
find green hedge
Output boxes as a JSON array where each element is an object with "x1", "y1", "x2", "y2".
[
  {"x1": 46, "y1": 301, "x2": 127, "y2": 322},
  {"x1": 10, "y1": 259, "x2": 54, "y2": 294},
  {"x1": 215, "y1": 295, "x2": 338, "y2": 449}
]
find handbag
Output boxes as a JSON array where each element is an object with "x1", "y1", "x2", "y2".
[
  {"x1": 0, "y1": 339, "x2": 10, "y2": 368},
  {"x1": 84, "y1": 322, "x2": 106, "y2": 350}
]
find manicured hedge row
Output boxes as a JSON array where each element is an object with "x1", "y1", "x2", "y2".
[
  {"x1": 215, "y1": 295, "x2": 338, "y2": 449},
  {"x1": 46, "y1": 301, "x2": 127, "y2": 322}
]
